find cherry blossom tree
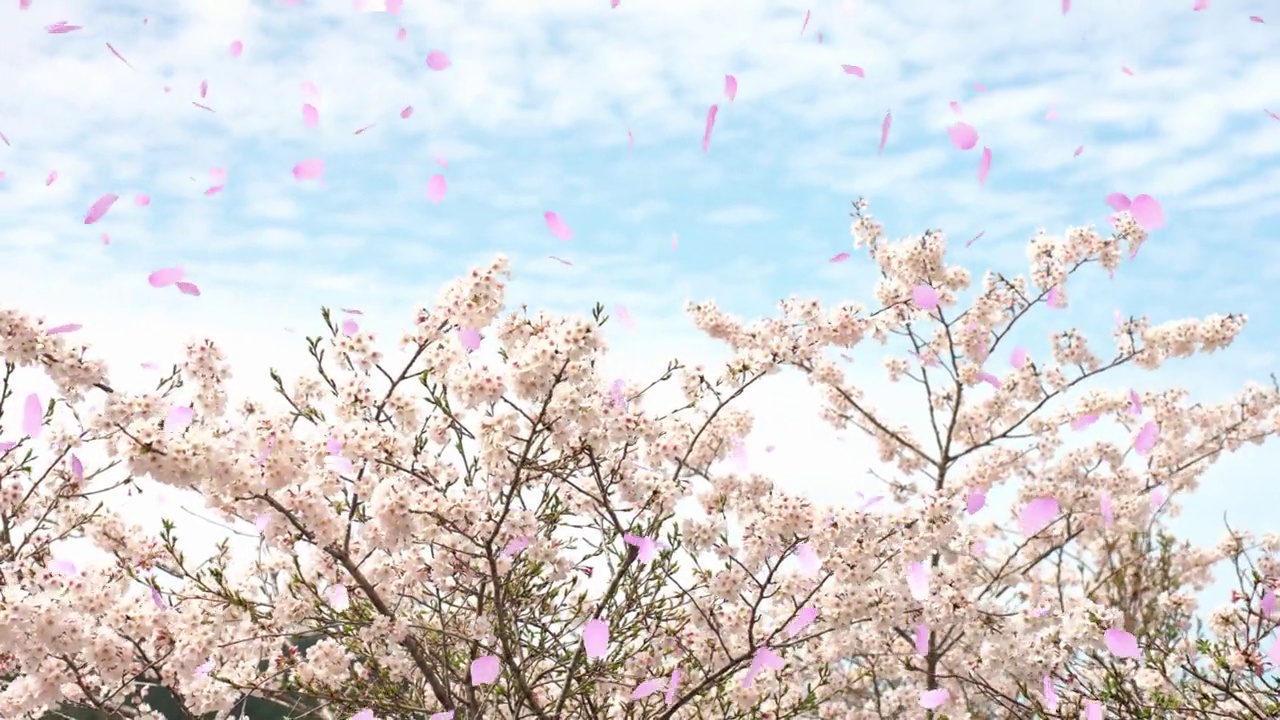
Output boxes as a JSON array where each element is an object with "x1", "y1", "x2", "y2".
[{"x1": 1, "y1": 201, "x2": 1278, "y2": 720}]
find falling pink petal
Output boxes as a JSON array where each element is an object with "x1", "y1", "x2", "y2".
[
  {"x1": 501, "y1": 537, "x2": 531, "y2": 556},
  {"x1": 582, "y1": 619, "x2": 609, "y2": 659},
  {"x1": 426, "y1": 51, "x2": 452, "y2": 70},
  {"x1": 194, "y1": 660, "x2": 214, "y2": 677},
  {"x1": 426, "y1": 174, "x2": 448, "y2": 203},
  {"x1": 192, "y1": 102, "x2": 216, "y2": 113},
  {"x1": 1019, "y1": 497, "x2": 1059, "y2": 535},
  {"x1": 458, "y1": 327, "x2": 481, "y2": 351},
  {"x1": 209, "y1": 168, "x2": 227, "y2": 183},
  {"x1": 977, "y1": 147, "x2": 992, "y2": 185},
  {"x1": 1121, "y1": 66, "x2": 1134, "y2": 75},
  {"x1": 46, "y1": 22, "x2": 83, "y2": 33},
  {"x1": 830, "y1": 252, "x2": 850, "y2": 262},
  {"x1": 1250, "y1": 15, "x2": 1264, "y2": 23},
  {"x1": 549, "y1": 255, "x2": 573, "y2": 265},
  {"x1": 1129, "y1": 194, "x2": 1165, "y2": 229},
  {"x1": 22, "y1": 393, "x2": 43, "y2": 438},
  {"x1": 911, "y1": 284, "x2": 939, "y2": 310},
  {"x1": 978, "y1": 372, "x2": 1001, "y2": 388},
  {"x1": 350, "y1": 712, "x2": 373, "y2": 720},
  {"x1": 1134, "y1": 421, "x2": 1159, "y2": 455},
  {"x1": 800, "y1": 9, "x2": 811, "y2": 33},
  {"x1": 1071, "y1": 414, "x2": 1098, "y2": 431},
  {"x1": 166, "y1": 405, "x2": 193, "y2": 432},
  {"x1": 1011, "y1": 347, "x2": 1028, "y2": 368},
  {"x1": 947, "y1": 122, "x2": 979, "y2": 150},
  {"x1": 396, "y1": 27, "x2": 407, "y2": 40},
  {"x1": 631, "y1": 679, "x2": 665, "y2": 700},
  {"x1": 914, "y1": 624, "x2": 930, "y2": 655},
  {"x1": 1261, "y1": 588, "x2": 1275, "y2": 617},
  {"x1": 0, "y1": 131, "x2": 10, "y2": 147},
  {"x1": 51, "y1": 559, "x2": 77, "y2": 576},
  {"x1": 878, "y1": 110, "x2": 892, "y2": 154},
  {"x1": 229, "y1": 40, "x2": 243, "y2": 57},
  {"x1": 46, "y1": 323, "x2": 81, "y2": 335},
  {"x1": 724, "y1": 74, "x2": 738, "y2": 101},
  {"x1": 1104, "y1": 628, "x2": 1140, "y2": 658},
  {"x1": 84, "y1": 193, "x2": 119, "y2": 224},
  {"x1": 1046, "y1": 286, "x2": 1063, "y2": 307},
  {"x1": 816, "y1": 31, "x2": 823, "y2": 43},
  {"x1": 743, "y1": 647, "x2": 785, "y2": 688},
  {"x1": 1043, "y1": 676, "x2": 1060, "y2": 710},
  {"x1": 702, "y1": 104, "x2": 718, "y2": 152},
  {"x1": 326, "y1": 584, "x2": 349, "y2": 610},
  {"x1": 471, "y1": 656, "x2": 500, "y2": 685},
  {"x1": 400, "y1": 106, "x2": 413, "y2": 118},
  {"x1": 612, "y1": 0, "x2": 620, "y2": 6},
  {"x1": 1193, "y1": 0, "x2": 1209, "y2": 8},
  {"x1": 1045, "y1": 106, "x2": 1057, "y2": 120},
  {"x1": 624, "y1": 534, "x2": 658, "y2": 563},
  {"x1": 386, "y1": 0, "x2": 402, "y2": 12},
  {"x1": 19, "y1": 0, "x2": 30, "y2": 8},
  {"x1": 615, "y1": 304, "x2": 634, "y2": 330},
  {"x1": 906, "y1": 562, "x2": 929, "y2": 600},
  {"x1": 135, "y1": 193, "x2": 150, "y2": 206},
  {"x1": 1062, "y1": 0, "x2": 1070, "y2": 13},
  {"x1": 920, "y1": 689, "x2": 950, "y2": 709},
  {"x1": 785, "y1": 607, "x2": 817, "y2": 637},
  {"x1": 199, "y1": 80, "x2": 208, "y2": 98},
  {"x1": 148, "y1": 267, "x2": 185, "y2": 287},
  {"x1": 354, "y1": 123, "x2": 377, "y2": 135},
  {"x1": 841, "y1": 64, "x2": 865, "y2": 77},
  {"x1": 965, "y1": 230, "x2": 985, "y2": 247},
  {"x1": 795, "y1": 543, "x2": 821, "y2": 575},
  {"x1": 949, "y1": 101, "x2": 963, "y2": 116},
  {"x1": 339, "y1": 319, "x2": 359, "y2": 335},
  {"x1": 1105, "y1": 193, "x2": 1132, "y2": 211},
  {"x1": 105, "y1": 43, "x2": 133, "y2": 68},
  {"x1": 974, "y1": 84, "x2": 987, "y2": 92},
  {"x1": 544, "y1": 211, "x2": 573, "y2": 240},
  {"x1": 966, "y1": 490, "x2": 986, "y2": 515},
  {"x1": 1085, "y1": 701, "x2": 1104, "y2": 720},
  {"x1": 151, "y1": 586, "x2": 166, "y2": 609},
  {"x1": 302, "y1": 104, "x2": 320, "y2": 128},
  {"x1": 627, "y1": 130, "x2": 633, "y2": 153},
  {"x1": 1127, "y1": 390, "x2": 1142, "y2": 416},
  {"x1": 1074, "y1": 145, "x2": 1084, "y2": 157},
  {"x1": 293, "y1": 159, "x2": 325, "y2": 181},
  {"x1": 46, "y1": 171, "x2": 57, "y2": 186}
]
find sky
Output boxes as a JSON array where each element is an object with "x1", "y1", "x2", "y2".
[{"x1": 2, "y1": 0, "x2": 1280, "y2": 612}]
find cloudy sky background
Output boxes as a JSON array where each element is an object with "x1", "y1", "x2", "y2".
[{"x1": 2, "y1": 0, "x2": 1280, "y2": 609}]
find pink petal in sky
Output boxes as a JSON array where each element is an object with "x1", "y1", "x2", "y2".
[
  {"x1": 912, "y1": 284, "x2": 939, "y2": 309},
  {"x1": 615, "y1": 304, "x2": 634, "y2": 330},
  {"x1": 426, "y1": 51, "x2": 451, "y2": 70},
  {"x1": 702, "y1": 104, "x2": 718, "y2": 152},
  {"x1": 724, "y1": 74, "x2": 738, "y2": 101},
  {"x1": 632, "y1": 679, "x2": 665, "y2": 700},
  {"x1": 920, "y1": 689, "x2": 950, "y2": 710},
  {"x1": 800, "y1": 9, "x2": 810, "y2": 33},
  {"x1": 830, "y1": 252, "x2": 850, "y2": 263},
  {"x1": 878, "y1": 110, "x2": 892, "y2": 154},
  {"x1": 1074, "y1": 145, "x2": 1084, "y2": 157},
  {"x1": 1130, "y1": 194, "x2": 1166, "y2": 229},
  {"x1": 229, "y1": 40, "x2": 243, "y2": 57},
  {"x1": 46, "y1": 323, "x2": 81, "y2": 335},
  {"x1": 199, "y1": 80, "x2": 208, "y2": 98},
  {"x1": 149, "y1": 267, "x2": 185, "y2": 287},
  {"x1": 1105, "y1": 193, "x2": 1131, "y2": 211},
  {"x1": 947, "y1": 122, "x2": 979, "y2": 150},
  {"x1": 978, "y1": 147, "x2": 992, "y2": 185},
  {"x1": 906, "y1": 562, "x2": 929, "y2": 600},
  {"x1": 135, "y1": 193, "x2": 150, "y2": 206},
  {"x1": 949, "y1": 100, "x2": 963, "y2": 115},
  {"x1": 396, "y1": 27, "x2": 407, "y2": 40},
  {"x1": 84, "y1": 193, "x2": 119, "y2": 224},
  {"x1": 176, "y1": 281, "x2": 201, "y2": 296},
  {"x1": 106, "y1": 43, "x2": 133, "y2": 68},
  {"x1": 426, "y1": 174, "x2": 447, "y2": 203},
  {"x1": 293, "y1": 159, "x2": 324, "y2": 181},
  {"x1": 1019, "y1": 497, "x2": 1059, "y2": 535},
  {"x1": 1250, "y1": 15, "x2": 1264, "y2": 23},
  {"x1": 458, "y1": 327, "x2": 481, "y2": 351},
  {"x1": 471, "y1": 656, "x2": 500, "y2": 685},
  {"x1": 166, "y1": 405, "x2": 194, "y2": 432},
  {"x1": 544, "y1": 211, "x2": 573, "y2": 240},
  {"x1": 1134, "y1": 421, "x2": 1159, "y2": 455},
  {"x1": 46, "y1": 22, "x2": 83, "y2": 33},
  {"x1": 1121, "y1": 66, "x2": 1134, "y2": 75},
  {"x1": 624, "y1": 534, "x2": 658, "y2": 562},
  {"x1": 1011, "y1": 347, "x2": 1028, "y2": 368},
  {"x1": 302, "y1": 104, "x2": 319, "y2": 127},
  {"x1": 1062, "y1": 0, "x2": 1070, "y2": 13},
  {"x1": 400, "y1": 106, "x2": 413, "y2": 118},
  {"x1": 22, "y1": 393, "x2": 43, "y2": 438},
  {"x1": 1193, "y1": 0, "x2": 1209, "y2": 9},
  {"x1": 841, "y1": 64, "x2": 864, "y2": 77},
  {"x1": 1104, "y1": 628, "x2": 1141, "y2": 658},
  {"x1": 46, "y1": 170, "x2": 57, "y2": 186},
  {"x1": 582, "y1": 619, "x2": 609, "y2": 659},
  {"x1": 785, "y1": 607, "x2": 817, "y2": 637}
]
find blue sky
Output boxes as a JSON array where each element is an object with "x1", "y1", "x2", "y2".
[{"x1": 2, "y1": 0, "x2": 1280, "y2": 604}]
